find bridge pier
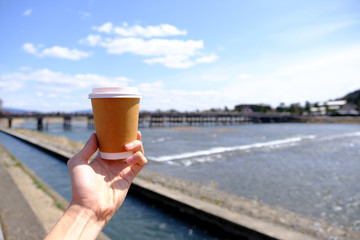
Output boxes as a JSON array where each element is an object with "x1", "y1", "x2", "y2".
[
  {"x1": 149, "y1": 115, "x2": 165, "y2": 127},
  {"x1": 37, "y1": 117, "x2": 43, "y2": 130},
  {"x1": 63, "y1": 116, "x2": 71, "y2": 129},
  {"x1": 8, "y1": 118, "x2": 12, "y2": 128},
  {"x1": 87, "y1": 116, "x2": 94, "y2": 129}
]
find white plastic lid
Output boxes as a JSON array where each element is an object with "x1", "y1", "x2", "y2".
[{"x1": 89, "y1": 87, "x2": 141, "y2": 98}]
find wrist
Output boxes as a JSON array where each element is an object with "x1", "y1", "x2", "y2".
[
  {"x1": 67, "y1": 203, "x2": 106, "y2": 229},
  {"x1": 45, "y1": 203, "x2": 105, "y2": 240},
  {"x1": 68, "y1": 200, "x2": 115, "y2": 225}
]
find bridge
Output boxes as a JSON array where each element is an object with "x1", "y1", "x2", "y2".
[
  {"x1": 0, "y1": 112, "x2": 304, "y2": 130},
  {"x1": 0, "y1": 113, "x2": 93, "y2": 130},
  {"x1": 139, "y1": 112, "x2": 302, "y2": 127}
]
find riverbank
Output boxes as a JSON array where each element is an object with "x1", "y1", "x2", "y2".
[
  {"x1": 304, "y1": 116, "x2": 360, "y2": 124},
  {"x1": 1, "y1": 127, "x2": 359, "y2": 239},
  {"x1": 0, "y1": 142, "x2": 109, "y2": 240}
]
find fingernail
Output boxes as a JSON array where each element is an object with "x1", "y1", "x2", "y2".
[
  {"x1": 126, "y1": 155, "x2": 134, "y2": 163},
  {"x1": 125, "y1": 142, "x2": 134, "y2": 150}
]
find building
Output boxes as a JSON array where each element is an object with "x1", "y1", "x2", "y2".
[
  {"x1": 310, "y1": 100, "x2": 348, "y2": 115},
  {"x1": 324, "y1": 100, "x2": 347, "y2": 111},
  {"x1": 336, "y1": 103, "x2": 359, "y2": 116}
]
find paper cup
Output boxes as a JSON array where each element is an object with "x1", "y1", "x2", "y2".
[{"x1": 89, "y1": 87, "x2": 141, "y2": 160}]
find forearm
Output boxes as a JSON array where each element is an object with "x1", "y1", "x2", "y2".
[{"x1": 45, "y1": 204, "x2": 105, "y2": 240}]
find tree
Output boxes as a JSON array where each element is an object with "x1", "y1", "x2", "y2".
[
  {"x1": 168, "y1": 109, "x2": 179, "y2": 113},
  {"x1": 289, "y1": 103, "x2": 303, "y2": 115},
  {"x1": 305, "y1": 101, "x2": 311, "y2": 112},
  {"x1": 276, "y1": 102, "x2": 287, "y2": 112}
]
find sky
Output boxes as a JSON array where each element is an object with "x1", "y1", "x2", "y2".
[{"x1": 0, "y1": 0, "x2": 359, "y2": 112}]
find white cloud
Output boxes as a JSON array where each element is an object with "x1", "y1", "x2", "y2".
[
  {"x1": 274, "y1": 46, "x2": 360, "y2": 77},
  {"x1": 270, "y1": 20, "x2": 359, "y2": 43},
  {"x1": 19, "y1": 66, "x2": 32, "y2": 71},
  {"x1": 200, "y1": 74, "x2": 229, "y2": 82},
  {"x1": 80, "y1": 35, "x2": 102, "y2": 46},
  {"x1": 78, "y1": 11, "x2": 91, "y2": 21},
  {"x1": 93, "y1": 22, "x2": 113, "y2": 33},
  {"x1": 41, "y1": 46, "x2": 90, "y2": 60},
  {"x1": 237, "y1": 74, "x2": 252, "y2": 80},
  {"x1": 0, "y1": 69, "x2": 133, "y2": 110},
  {"x1": 138, "y1": 81, "x2": 225, "y2": 111},
  {"x1": 93, "y1": 22, "x2": 187, "y2": 38},
  {"x1": 8, "y1": 44, "x2": 360, "y2": 112},
  {"x1": 0, "y1": 78, "x2": 23, "y2": 92},
  {"x1": 81, "y1": 34, "x2": 217, "y2": 68},
  {"x1": 0, "y1": 69, "x2": 131, "y2": 93},
  {"x1": 32, "y1": 69, "x2": 130, "y2": 92},
  {"x1": 23, "y1": 8, "x2": 32, "y2": 16},
  {"x1": 22, "y1": 43, "x2": 90, "y2": 60},
  {"x1": 83, "y1": 22, "x2": 217, "y2": 68},
  {"x1": 195, "y1": 54, "x2": 218, "y2": 64},
  {"x1": 101, "y1": 38, "x2": 203, "y2": 56},
  {"x1": 23, "y1": 43, "x2": 37, "y2": 54},
  {"x1": 221, "y1": 44, "x2": 360, "y2": 107},
  {"x1": 0, "y1": 68, "x2": 227, "y2": 111},
  {"x1": 143, "y1": 55, "x2": 195, "y2": 69}
]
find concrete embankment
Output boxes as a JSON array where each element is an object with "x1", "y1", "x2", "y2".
[
  {"x1": 0, "y1": 127, "x2": 323, "y2": 240},
  {"x1": 0, "y1": 140, "x2": 109, "y2": 240}
]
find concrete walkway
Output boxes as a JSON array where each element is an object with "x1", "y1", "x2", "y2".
[
  {"x1": 0, "y1": 223, "x2": 3, "y2": 240},
  {"x1": 0, "y1": 146, "x2": 47, "y2": 239}
]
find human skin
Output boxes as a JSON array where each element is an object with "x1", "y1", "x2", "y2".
[{"x1": 45, "y1": 131, "x2": 147, "y2": 240}]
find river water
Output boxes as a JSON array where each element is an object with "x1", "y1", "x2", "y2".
[
  {"x1": 8, "y1": 121, "x2": 360, "y2": 232},
  {"x1": 0, "y1": 131, "x2": 219, "y2": 240}
]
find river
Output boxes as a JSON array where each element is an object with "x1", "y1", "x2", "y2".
[
  {"x1": 0, "y1": 128, "x2": 219, "y2": 240},
  {"x1": 7, "y1": 121, "x2": 360, "y2": 232}
]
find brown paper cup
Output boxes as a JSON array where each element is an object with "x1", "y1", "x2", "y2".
[{"x1": 89, "y1": 87, "x2": 141, "y2": 160}]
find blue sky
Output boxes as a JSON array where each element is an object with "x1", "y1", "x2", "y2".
[{"x1": 0, "y1": 0, "x2": 359, "y2": 112}]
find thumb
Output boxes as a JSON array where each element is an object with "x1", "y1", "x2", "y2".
[{"x1": 70, "y1": 133, "x2": 98, "y2": 164}]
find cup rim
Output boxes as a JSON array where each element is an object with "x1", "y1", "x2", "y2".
[{"x1": 89, "y1": 87, "x2": 141, "y2": 99}]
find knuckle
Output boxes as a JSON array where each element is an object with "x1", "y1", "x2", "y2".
[
  {"x1": 138, "y1": 152, "x2": 147, "y2": 165},
  {"x1": 67, "y1": 157, "x2": 73, "y2": 167}
]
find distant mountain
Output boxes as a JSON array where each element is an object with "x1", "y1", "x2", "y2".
[
  {"x1": 340, "y1": 89, "x2": 360, "y2": 105},
  {"x1": 1, "y1": 107, "x2": 40, "y2": 114},
  {"x1": 0, "y1": 107, "x2": 94, "y2": 115},
  {"x1": 74, "y1": 109, "x2": 93, "y2": 114}
]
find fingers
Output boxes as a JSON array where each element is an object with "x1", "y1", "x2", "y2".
[
  {"x1": 70, "y1": 133, "x2": 98, "y2": 164},
  {"x1": 124, "y1": 136, "x2": 147, "y2": 167},
  {"x1": 124, "y1": 140, "x2": 144, "y2": 155},
  {"x1": 120, "y1": 151, "x2": 147, "y2": 185},
  {"x1": 125, "y1": 151, "x2": 147, "y2": 167}
]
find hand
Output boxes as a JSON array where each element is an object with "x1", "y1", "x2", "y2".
[
  {"x1": 45, "y1": 132, "x2": 147, "y2": 240},
  {"x1": 68, "y1": 131, "x2": 147, "y2": 224}
]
